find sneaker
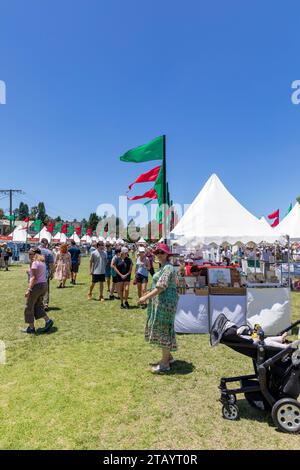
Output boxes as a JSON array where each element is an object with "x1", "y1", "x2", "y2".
[
  {"x1": 124, "y1": 301, "x2": 130, "y2": 309},
  {"x1": 43, "y1": 319, "x2": 54, "y2": 332},
  {"x1": 87, "y1": 293, "x2": 92, "y2": 300},
  {"x1": 120, "y1": 303, "x2": 125, "y2": 309},
  {"x1": 151, "y1": 364, "x2": 170, "y2": 374},
  {"x1": 21, "y1": 326, "x2": 36, "y2": 334},
  {"x1": 99, "y1": 297, "x2": 105, "y2": 302},
  {"x1": 109, "y1": 295, "x2": 115, "y2": 300}
]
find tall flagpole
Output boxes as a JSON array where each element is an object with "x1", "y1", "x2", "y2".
[{"x1": 163, "y1": 135, "x2": 167, "y2": 243}]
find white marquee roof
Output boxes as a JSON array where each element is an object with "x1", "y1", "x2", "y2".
[
  {"x1": 274, "y1": 203, "x2": 300, "y2": 241},
  {"x1": 171, "y1": 174, "x2": 278, "y2": 246}
]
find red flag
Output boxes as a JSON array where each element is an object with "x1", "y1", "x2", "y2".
[
  {"x1": 271, "y1": 218, "x2": 279, "y2": 227},
  {"x1": 128, "y1": 166, "x2": 161, "y2": 191},
  {"x1": 61, "y1": 224, "x2": 67, "y2": 234},
  {"x1": 87, "y1": 228, "x2": 93, "y2": 236},
  {"x1": 127, "y1": 188, "x2": 157, "y2": 201},
  {"x1": 23, "y1": 217, "x2": 30, "y2": 223},
  {"x1": 75, "y1": 226, "x2": 81, "y2": 236},
  {"x1": 47, "y1": 222, "x2": 54, "y2": 233},
  {"x1": 268, "y1": 209, "x2": 279, "y2": 220}
]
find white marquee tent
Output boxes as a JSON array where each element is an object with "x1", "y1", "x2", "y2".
[
  {"x1": 11, "y1": 225, "x2": 28, "y2": 243},
  {"x1": 171, "y1": 174, "x2": 278, "y2": 246},
  {"x1": 274, "y1": 203, "x2": 300, "y2": 241},
  {"x1": 81, "y1": 235, "x2": 92, "y2": 244},
  {"x1": 52, "y1": 232, "x2": 67, "y2": 243},
  {"x1": 33, "y1": 227, "x2": 52, "y2": 243},
  {"x1": 68, "y1": 233, "x2": 81, "y2": 244}
]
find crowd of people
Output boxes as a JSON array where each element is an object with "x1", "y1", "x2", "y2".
[{"x1": 13, "y1": 237, "x2": 179, "y2": 373}]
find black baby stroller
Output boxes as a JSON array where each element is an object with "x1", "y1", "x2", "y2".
[{"x1": 210, "y1": 314, "x2": 300, "y2": 433}]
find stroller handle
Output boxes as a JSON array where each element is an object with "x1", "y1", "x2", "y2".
[{"x1": 277, "y1": 318, "x2": 300, "y2": 336}]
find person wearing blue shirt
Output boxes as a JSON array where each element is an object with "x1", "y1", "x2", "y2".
[{"x1": 68, "y1": 240, "x2": 81, "y2": 285}]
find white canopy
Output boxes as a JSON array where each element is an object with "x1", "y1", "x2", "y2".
[
  {"x1": 137, "y1": 236, "x2": 147, "y2": 244},
  {"x1": 33, "y1": 226, "x2": 52, "y2": 243},
  {"x1": 259, "y1": 216, "x2": 271, "y2": 230},
  {"x1": 68, "y1": 233, "x2": 81, "y2": 244},
  {"x1": 81, "y1": 235, "x2": 92, "y2": 244},
  {"x1": 11, "y1": 224, "x2": 28, "y2": 242},
  {"x1": 274, "y1": 203, "x2": 300, "y2": 241},
  {"x1": 52, "y1": 232, "x2": 67, "y2": 243},
  {"x1": 171, "y1": 174, "x2": 278, "y2": 246}
]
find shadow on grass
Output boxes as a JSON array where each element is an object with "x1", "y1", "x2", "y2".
[
  {"x1": 167, "y1": 360, "x2": 195, "y2": 375},
  {"x1": 36, "y1": 326, "x2": 58, "y2": 335},
  {"x1": 232, "y1": 398, "x2": 273, "y2": 425},
  {"x1": 47, "y1": 307, "x2": 62, "y2": 312}
]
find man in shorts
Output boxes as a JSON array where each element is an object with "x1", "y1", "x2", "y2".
[{"x1": 88, "y1": 241, "x2": 107, "y2": 301}]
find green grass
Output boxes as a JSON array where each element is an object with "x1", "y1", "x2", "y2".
[{"x1": 0, "y1": 258, "x2": 300, "y2": 450}]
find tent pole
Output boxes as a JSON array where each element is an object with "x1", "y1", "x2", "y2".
[{"x1": 287, "y1": 235, "x2": 291, "y2": 289}]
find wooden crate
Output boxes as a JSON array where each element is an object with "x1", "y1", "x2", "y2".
[{"x1": 194, "y1": 288, "x2": 209, "y2": 296}]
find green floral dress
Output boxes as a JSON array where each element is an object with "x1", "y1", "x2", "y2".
[{"x1": 145, "y1": 263, "x2": 179, "y2": 351}]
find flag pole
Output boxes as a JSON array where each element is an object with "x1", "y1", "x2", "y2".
[{"x1": 163, "y1": 134, "x2": 167, "y2": 243}]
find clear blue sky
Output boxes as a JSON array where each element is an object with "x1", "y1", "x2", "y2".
[{"x1": 0, "y1": 0, "x2": 299, "y2": 222}]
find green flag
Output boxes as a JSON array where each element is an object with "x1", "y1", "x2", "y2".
[
  {"x1": 82, "y1": 228, "x2": 87, "y2": 236},
  {"x1": 120, "y1": 136, "x2": 163, "y2": 163},
  {"x1": 32, "y1": 220, "x2": 42, "y2": 232},
  {"x1": 286, "y1": 203, "x2": 292, "y2": 216},
  {"x1": 154, "y1": 165, "x2": 164, "y2": 205},
  {"x1": 67, "y1": 226, "x2": 75, "y2": 237},
  {"x1": 54, "y1": 222, "x2": 63, "y2": 233},
  {"x1": 4, "y1": 214, "x2": 15, "y2": 221}
]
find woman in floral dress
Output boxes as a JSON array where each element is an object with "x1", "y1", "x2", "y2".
[
  {"x1": 54, "y1": 244, "x2": 71, "y2": 288},
  {"x1": 138, "y1": 243, "x2": 179, "y2": 373}
]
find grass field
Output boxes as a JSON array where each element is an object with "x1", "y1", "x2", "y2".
[{"x1": 0, "y1": 257, "x2": 300, "y2": 450}]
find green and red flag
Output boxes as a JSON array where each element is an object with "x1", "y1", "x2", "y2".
[
  {"x1": 61, "y1": 224, "x2": 67, "y2": 234},
  {"x1": 120, "y1": 136, "x2": 163, "y2": 163},
  {"x1": 75, "y1": 226, "x2": 81, "y2": 236},
  {"x1": 47, "y1": 222, "x2": 55, "y2": 233}
]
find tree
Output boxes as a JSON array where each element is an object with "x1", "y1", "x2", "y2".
[
  {"x1": 88, "y1": 213, "x2": 99, "y2": 231},
  {"x1": 18, "y1": 202, "x2": 29, "y2": 220},
  {"x1": 55, "y1": 216, "x2": 62, "y2": 222},
  {"x1": 37, "y1": 202, "x2": 46, "y2": 223},
  {"x1": 297, "y1": 196, "x2": 300, "y2": 204}
]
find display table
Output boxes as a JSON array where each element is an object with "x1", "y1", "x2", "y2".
[
  {"x1": 175, "y1": 294, "x2": 209, "y2": 334},
  {"x1": 175, "y1": 288, "x2": 291, "y2": 335},
  {"x1": 175, "y1": 293, "x2": 247, "y2": 334}
]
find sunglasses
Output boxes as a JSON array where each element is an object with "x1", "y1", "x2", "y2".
[{"x1": 155, "y1": 250, "x2": 166, "y2": 255}]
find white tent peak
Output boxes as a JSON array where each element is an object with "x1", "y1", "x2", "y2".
[
  {"x1": 171, "y1": 174, "x2": 277, "y2": 245},
  {"x1": 274, "y1": 202, "x2": 300, "y2": 241}
]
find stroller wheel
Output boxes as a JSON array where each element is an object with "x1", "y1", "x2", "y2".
[
  {"x1": 222, "y1": 404, "x2": 239, "y2": 421},
  {"x1": 272, "y1": 398, "x2": 300, "y2": 434}
]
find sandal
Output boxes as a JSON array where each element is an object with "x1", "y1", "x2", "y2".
[{"x1": 151, "y1": 364, "x2": 170, "y2": 374}]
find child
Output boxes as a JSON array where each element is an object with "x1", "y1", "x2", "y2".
[{"x1": 237, "y1": 323, "x2": 290, "y2": 349}]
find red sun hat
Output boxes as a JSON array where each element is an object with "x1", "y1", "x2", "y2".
[{"x1": 153, "y1": 243, "x2": 173, "y2": 256}]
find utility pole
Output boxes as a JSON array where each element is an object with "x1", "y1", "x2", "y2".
[{"x1": 0, "y1": 189, "x2": 23, "y2": 229}]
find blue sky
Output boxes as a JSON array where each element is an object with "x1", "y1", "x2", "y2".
[{"x1": 0, "y1": 0, "x2": 299, "y2": 222}]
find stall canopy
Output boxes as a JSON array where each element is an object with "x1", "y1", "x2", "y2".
[
  {"x1": 52, "y1": 232, "x2": 67, "y2": 243},
  {"x1": 11, "y1": 225, "x2": 28, "y2": 243},
  {"x1": 171, "y1": 174, "x2": 278, "y2": 246},
  {"x1": 68, "y1": 233, "x2": 81, "y2": 244},
  {"x1": 33, "y1": 226, "x2": 52, "y2": 243},
  {"x1": 274, "y1": 202, "x2": 300, "y2": 241}
]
